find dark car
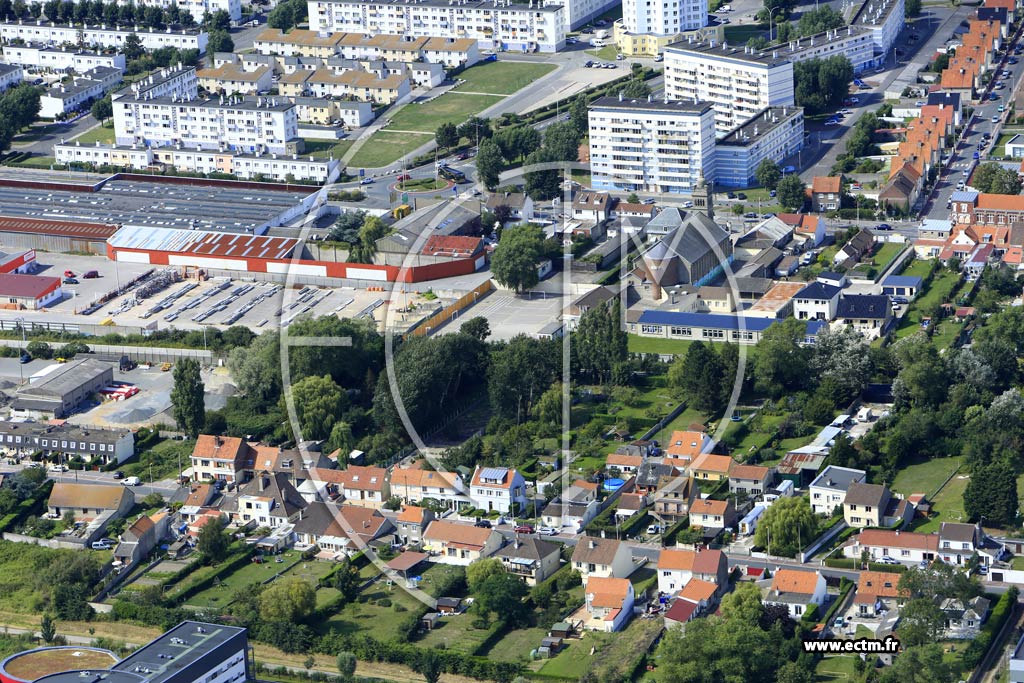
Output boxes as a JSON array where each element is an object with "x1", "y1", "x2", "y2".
[
  {"x1": 474, "y1": 519, "x2": 492, "y2": 528},
  {"x1": 744, "y1": 212, "x2": 758, "y2": 218},
  {"x1": 396, "y1": 174, "x2": 411, "y2": 181},
  {"x1": 83, "y1": 270, "x2": 99, "y2": 279},
  {"x1": 214, "y1": 479, "x2": 227, "y2": 490},
  {"x1": 112, "y1": 471, "x2": 125, "y2": 480},
  {"x1": 726, "y1": 191, "x2": 737, "y2": 199},
  {"x1": 457, "y1": 151, "x2": 470, "y2": 160},
  {"x1": 876, "y1": 223, "x2": 892, "y2": 231},
  {"x1": 736, "y1": 192, "x2": 747, "y2": 200},
  {"x1": 19, "y1": 353, "x2": 30, "y2": 364},
  {"x1": 63, "y1": 277, "x2": 78, "y2": 285}
]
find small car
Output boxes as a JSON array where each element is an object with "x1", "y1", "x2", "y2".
[
  {"x1": 19, "y1": 353, "x2": 30, "y2": 364},
  {"x1": 360, "y1": 177, "x2": 374, "y2": 185},
  {"x1": 112, "y1": 470, "x2": 125, "y2": 480},
  {"x1": 396, "y1": 174, "x2": 411, "y2": 181},
  {"x1": 48, "y1": 463, "x2": 68, "y2": 473},
  {"x1": 457, "y1": 151, "x2": 470, "y2": 160},
  {"x1": 83, "y1": 270, "x2": 99, "y2": 279},
  {"x1": 474, "y1": 519, "x2": 493, "y2": 528},
  {"x1": 63, "y1": 270, "x2": 75, "y2": 277},
  {"x1": 744, "y1": 212, "x2": 758, "y2": 218},
  {"x1": 878, "y1": 556, "x2": 900, "y2": 565},
  {"x1": 646, "y1": 524, "x2": 662, "y2": 534},
  {"x1": 726, "y1": 191, "x2": 737, "y2": 199},
  {"x1": 876, "y1": 223, "x2": 892, "y2": 231},
  {"x1": 736, "y1": 192, "x2": 747, "y2": 200},
  {"x1": 513, "y1": 524, "x2": 535, "y2": 534},
  {"x1": 584, "y1": 60, "x2": 593, "y2": 67},
  {"x1": 824, "y1": 119, "x2": 840, "y2": 127},
  {"x1": 64, "y1": 277, "x2": 78, "y2": 285},
  {"x1": 537, "y1": 526, "x2": 558, "y2": 536},
  {"x1": 91, "y1": 540, "x2": 112, "y2": 550}
]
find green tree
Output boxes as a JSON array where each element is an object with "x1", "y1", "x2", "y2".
[
  {"x1": 196, "y1": 515, "x2": 230, "y2": 564},
  {"x1": 346, "y1": 213, "x2": 388, "y2": 264},
  {"x1": 336, "y1": 652, "x2": 356, "y2": 682},
  {"x1": 964, "y1": 459, "x2": 1018, "y2": 527},
  {"x1": 466, "y1": 557, "x2": 505, "y2": 591},
  {"x1": 285, "y1": 374, "x2": 348, "y2": 441},
  {"x1": 457, "y1": 116, "x2": 491, "y2": 144},
  {"x1": 267, "y1": 1, "x2": 294, "y2": 28},
  {"x1": 755, "y1": 159, "x2": 782, "y2": 190},
  {"x1": 122, "y1": 32, "x2": 144, "y2": 59},
  {"x1": 331, "y1": 557, "x2": 361, "y2": 603},
  {"x1": 568, "y1": 94, "x2": 588, "y2": 136},
  {"x1": 776, "y1": 173, "x2": 806, "y2": 211},
  {"x1": 413, "y1": 649, "x2": 443, "y2": 683},
  {"x1": 473, "y1": 570, "x2": 529, "y2": 626},
  {"x1": 904, "y1": 0, "x2": 921, "y2": 17},
  {"x1": 879, "y1": 644, "x2": 951, "y2": 683},
  {"x1": 474, "y1": 137, "x2": 503, "y2": 190},
  {"x1": 327, "y1": 421, "x2": 355, "y2": 456},
  {"x1": 259, "y1": 577, "x2": 317, "y2": 623},
  {"x1": 494, "y1": 125, "x2": 541, "y2": 162},
  {"x1": 488, "y1": 335, "x2": 561, "y2": 423},
  {"x1": 753, "y1": 495, "x2": 817, "y2": 557},
  {"x1": 435, "y1": 121, "x2": 458, "y2": 151},
  {"x1": 542, "y1": 120, "x2": 582, "y2": 162},
  {"x1": 795, "y1": 5, "x2": 844, "y2": 37},
  {"x1": 897, "y1": 598, "x2": 946, "y2": 647},
  {"x1": 170, "y1": 357, "x2": 205, "y2": 437},
  {"x1": 228, "y1": 331, "x2": 281, "y2": 404},
  {"x1": 571, "y1": 299, "x2": 628, "y2": 385},
  {"x1": 25, "y1": 340, "x2": 51, "y2": 359},
  {"x1": 39, "y1": 613, "x2": 56, "y2": 643},
  {"x1": 793, "y1": 56, "x2": 853, "y2": 115},
  {"x1": 971, "y1": 162, "x2": 1022, "y2": 195},
  {"x1": 523, "y1": 148, "x2": 561, "y2": 200},
  {"x1": 669, "y1": 341, "x2": 725, "y2": 414},
  {"x1": 90, "y1": 95, "x2": 112, "y2": 123},
  {"x1": 490, "y1": 223, "x2": 544, "y2": 293},
  {"x1": 753, "y1": 318, "x2": 810, "y2": 397},
  {"x1": 461, "y1": 316, "x2": 491, "y2": 341},
  {"x1": 617, "y1": 78, "x2": 650, "y2": 99},
  {"x1": 206, "y1": 29, "x2": 233, "y2": 55},
  {"x1": 810, "y1": 325, "x2": 871, "y2": 405}
]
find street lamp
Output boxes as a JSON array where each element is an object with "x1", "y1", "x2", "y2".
[{"x1": 768, "y1": 6, "x2": 785, "y2": 43}]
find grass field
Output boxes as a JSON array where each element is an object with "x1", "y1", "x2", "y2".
[
  {"x1": 585, "y1": 45, "x2": 620, "y2": 60},
  {"x1": 915, "y1": 471, "x2": 970, "y2": 533},
  {"x1": 73, "y1": 121, "x2": 115, "y2": 145},
  {"x1": 303, "y1": 138, "x2": 354, "y2": 160},
  {"x1": 815, "y1": 654, "x2": 860, "y2": 682},
  {"x1": 627, "y1": 334, "x2": 694, "y2": 356},
  {"x1": 348, "y1": 131, "x2": 432, "y2": 169},
  {"x1": 901, "y1": 259, "x2": 935, "y2": 278},
  {"x1": 871, "y1": 242, "x2": 904, "y2": 274},
  {"x1": 120, "y1": 437, "x2": 195, "y2": 482},
  {"x1": 892, "y1": 457, "x2": 962, "y2": 498},
  {"x1": 398, "y1": 177, "x2": 448, "y2": 191},
  {"x1": 895, "y1": 268, "x2": 963, "y2": 340},
  {"x1": 387, "y1": 93, "x2": 503, "y2": 133},
  {"x1": 453, "y1": 61, "x2": 557, "y2": 95},
  {"x1": 480, "y1": 626, "x2": 547, "y2": 663}
]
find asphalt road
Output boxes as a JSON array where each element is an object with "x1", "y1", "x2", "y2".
[{"x1": 12, "y1": 115, "x2": 101, "y2": 155}]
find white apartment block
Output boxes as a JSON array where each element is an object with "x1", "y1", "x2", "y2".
[
  {"x1": 0, "y1": 21, "x2": 209, "y2": 53},
  {"x1": 623, "y1": 0, "x2": 707, "y2": 36},
  {"x1": 114, "y1": 93, "x2": 298, "y2": 154},
  {"x1": 307, "y1": 0, "x2": 567, "y2": 54},
  {"x1": 854, "y1": 0, "x2": 904, "y2": 56},
  {"x1": 2, "y1": 45, "x2": 126, "y2": 73},
  {"x1": 127, "y1": 63, "x2": 198, "y2": 99},
  {"x1": 55, "y1": 141, "x2": 340, "y2": 182},
  {"x1": 40, "y1": 65, "x2": 121, "y2": 118},
  {"x1": 715, "y1": 106, "x2": 804, "y2": 188},
  {"x1": 770, "y1": 25, "x2": 878, "y2": 74},
  {"x1": 560, "y1": 0, "x2": 620, "y2": 30},
  {"x1": 0, "y1": 62, "x2": 22, "y2": 92},
  {"x1": 664, "y1": 39, "x2": 794, "y2": 134},
  {"x1": 589, "y1": 94, "x2": 717, "y2": 194}
]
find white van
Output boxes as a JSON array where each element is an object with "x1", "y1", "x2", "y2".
[{"x1": 122, "y1": 476, "x2": 141, "y2": 486}]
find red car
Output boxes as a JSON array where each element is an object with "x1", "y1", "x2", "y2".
[
  {"x1": 64, "y1": 270, "x2": 75, "y2": 278},
  {"x1": 513, "y1": 524, "x2": 535, "y2": 534},
  {"x1": 396, "y1": 174, "x2": 411, "y2": 181}
]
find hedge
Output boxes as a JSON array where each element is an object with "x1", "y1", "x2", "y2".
[
  {"x1": 162, "y1": 544, "x2": 255, "y2": 604},
  {"x1": 822, "y1": 578, "x2": 854, "y2": 626},
  {"x1": 0, "y1": 480, "x2": 53, "y2": 533},
  {"x1": 823, "y1": 558, "x2": 907, "y2": 573},
  {"x1": 962, "y1": 588, "x2": 1018, "y2": 669}
]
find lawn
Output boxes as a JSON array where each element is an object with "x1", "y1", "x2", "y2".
[
  {"x1": 120, "y1": 437, "x2": 196, "y2": 482},
  {"x1": 398, "y1": 177, "x2": 448, "y2": 192},
  {"x1": 913, "y1": 471, "x2": 970, "y2": 533},
  {"x1": 627, "y1": 334, "x2": 694, "y2": 356},
  {"x1": 996, "y1": 129, "x2": 1024, "y2": 157},
  {"x1": 347, "y1": 131, "x2": 432, "y2": 169},
  {"x1": 453, "y1": 61, "x2": 557, "y2": 95},
  {"x1": 538, "y1": 618, "x2": 661, "y2": 680},
  {"x1": 901, "y1": 259, "x2": 935, "y2": 278},
  {"x1": 386, "y1": 93, "x2": 503, "y2": 133},
  {"x1": 0, "y1": 541, "x2": 107, "y2": 613},
  {"x1": 895, "y1": 268, "x2": 963, "y2": 340},
  {"x1": 73, "y1": 121, "x2": 115, "y2": 145},
  {"x1": 303, "y1": 138, "x2": 354, "y2": 160},
  {"x1": 480, "y1": 626, "x2": 548, "y2": 663},
  {"x1": 653, "y1": 406, "x2": 711, "y2": 445},
  {"x1": 892, "y1": 457, "x2": 962, "y2": 498},
  {"x1": 724, "y1": 24, "x2": 768, "y2": 44},
  {"x1": 871, "y1": 242, "x2": 905, "y2": 274},
  {"x1": 538, "y1": 633, "x2": 605, "y2": 678},
  {"x1": 815, "y1": 654, "x2": 860, "y2": 682},
  {"x1": 585, "y1": 45, "x2": 619, "y2": 60},
  {"x1": 417, "y1": 613, "x2": 501, "y2": 653}
]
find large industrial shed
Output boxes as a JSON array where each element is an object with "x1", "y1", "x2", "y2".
[
  {"x1": 12, "y1": 358, "x2": 113, "y2": 419},
  {"x1": 0, "y1": 216, "x2": 119, "y2": 254},
  {"x1": 106, "y1": 225, "x2": 485, "y2": 283}
]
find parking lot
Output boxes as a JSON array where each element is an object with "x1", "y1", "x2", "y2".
[
  {"x1": 449, "y1": 290, "x2": 566, "y2": 340},
  {"x1": 0, "y1": 177, "x2": 311, "y2": 233}
]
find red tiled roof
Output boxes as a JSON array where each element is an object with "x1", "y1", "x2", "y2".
[
  {"x1": 421, "y1": 235, "x2": 483, "y2": 258},
  {"x1": 856, "y1": 529, "x2": 939, "y2": 551},
  {"x1": 0, "y1": 215, "x2": 118, "y2": 240},
  {"x1": 812, "y1": 176, "x2": 841, "y2": 194}
]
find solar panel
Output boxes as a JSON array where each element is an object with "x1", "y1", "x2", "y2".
[{"x1": 480, "y1": 467, "x2": 507, "y2": 481}]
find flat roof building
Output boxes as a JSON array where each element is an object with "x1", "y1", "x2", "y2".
[
  {"x1": 0, "y1": 22, "x2": 209, "y2": 53},
  {"x1": 13, "y1": 357, "x2": 113, "y2": 419},
  {"x1": 716, "y1": 106, "x2": 804, "y2": 188}
]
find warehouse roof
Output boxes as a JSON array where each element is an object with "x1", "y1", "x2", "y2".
[
  {"x1": 0, "y1": 273, "x2": 59, "y2": 299},
  {"x1": 0, "y1": 215, "x2": 118, "y2": 239},
  {"x1": 108, "y1": 225, "x2": 299, "y2": 259},
  {"x1": 19, "y1": 358, "x2": 111, "y2": 399}
]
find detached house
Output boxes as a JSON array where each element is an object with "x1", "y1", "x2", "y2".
[
  {"x1": 606, "y1": 453, "x2": 643, "y2": 475},
  {"x1": 495, "y1": 537, "x2": 561, "y2": 585},
  {"x1": 688, "y1": 498, "x2": 736, "y2": 530},
  {"x1": 191, "y1": 435, "x2": 253, "y2": 484},
  {"x1": 940, "y1": 596, "x2": 991, "y2": 639},
  {"x1": 793, "y1": 282, "x2": 842, "y2": 322},
  {"x1": 939, "y1": 521, "x2": 1007, "y2": 566},
  {"x1": 656, "y1": 548, "x2": 728, "y2": 595},
  {"x1": 853, "y1": 571, "x2": 905, "y2": 618},
  {"x1": 571, "y1": 537, "x2": 634, "y2": 584},
  {"x1": 842, "y1": 529, "x2": 938, "y2": 565},
  {"x1": 811, "y1": 176, "x2": 842, "y2": 213},
  {"x1": 389, "y1": 466, "x2": 466, "y2": 509},
  {"x1": 584, "y1": 577, "x2": 635, "y2": 632},
  {"x1": 469, "y1": 466, "x2": 528, "y2": 514},
  {"x1": 339, "y1": 466, "x2": 389, "y2": 509},
  {"x1": 653, "y1": 475, "x2": 698, "y2": 524},
  {"x1": 422, "y1": 520, "x2": 503, "y2": 565},
  {"x1": 114, "y1": 513, "x2": 169, "y2": 566},
  {"x1": 764, "y1": 569, "x2": 827, "y2": 618},
  {"x1": 728, "y1": 464, "x2": 774, "y2": 498},
  {"x1": 395, "y1": 505, "x2": 434, "y2": 545},
  {"x1": 689, "y1": 453, "x2": 734, "y2": 482},
  {"x1": 843, "y1": 482, "x2": 913, "y2": 529},
  {"x1": 835, "y1": 295, "x2": 893, "y2": 339},
  {"x1": 664, "y1": 431, "x2": 712, "y2": 468},
  {"x1": 48, "y1": 482, "x2": 134, "y2": 522}
]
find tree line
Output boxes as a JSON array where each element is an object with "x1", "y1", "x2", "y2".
[{"x1": 0, "y1": 0, "x2": 235, "y2": 30}]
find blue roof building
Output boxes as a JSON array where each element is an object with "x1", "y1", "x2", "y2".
[{"x1": 630, "y1": 310, "x2": 825, "y2": 345}]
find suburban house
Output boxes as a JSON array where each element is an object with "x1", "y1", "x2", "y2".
[
  {"x1": 842, "y1": 529, "x2": 939, "y2": 565},
  {"x1": 664, "y1": 431, "x2": 712, "y2": 468},
  {"x1": 469, "y1": 466, "x2": 528, "y2": 514},
  {"x1": 688, "y1": 498, "x2": 736, "y2": 530},
  {"x1": 652, "y1": 475, "x2": 699, "y2": 524},
  {"x1": 572, "y1": 191, "x2": 614, "y2": 223},
  {"x1": 615, "y1": 492, "x2": 647, "y2": 521},
  {"x1": 389, "y1": 467, "x2": 466, "y2": 509},
  {"x1": 842, "y1": 482, "x2": 913, "y2": 529},
  {"x1": 809, "y1": 466, "x2": 867, "y2": 515},
  {"x1": 584, "y1": 577, "x2": 635, "y2": 632},
  {"x1": 881, "y1": 275, "x2": 923, "y2": 300},
  {"x1": 114, "y1": 512, "x2": 169, "y2": 566},
  {"x1": 853, "y1": 571, "x2": 905, "y2": 618},
  {"x1": 635, "y1": 461, "x2": 680, "y2": 495},
  {"x1": 229, "y1": 472, "x2": 309, "y2": 528},
  {"x1": 832, "y1": 229, "x2": 875, "y2": 269},
  {"x1": 540, "y1": 498, "x2": 598, "y2": 532},
  {"x1": 179, "y1": 484, "x2": 216, "y2": 524},
  {"x1": 606, "y1": 453, "x2": 643, "y2": 475},
  {"x1": 656, "y1": 548, "x2": 728, "y2": 595},
  {"x1": 793, "y1": 282, "x2": 843, "y2": 322},
  {"x1": 190, "y1": 435, "x2": 253, "y2": 484},
  {"x1": 835, "y1": 295, "x2": 893, "y2": 339},
  {"x1": 422, "y1": 520, "x2": 504, "y2": 565},
  {"x1": 728, "y1": 464, "x2": 774, "y2": 498},
  {"x1": 677, "y1": 578, "x2": 720, "y2": 615},
  {"x1": 940, "y1": 596, "x2": 991, "y2": 639},
  {"x1": 811, "y1": 176, "x2": 842, "y2": 213},
  {"x1": 338, "y1": 466, "x2": 390, "y2": 509},
  {"x1": 939, "y1": 521, "x2": 1007, "y2": 566},
  {"x1": 47, "y1": 482, "x2": 134, "y2": 522},
  {"x1": 778, "y1": 213, "x2": 826, "y2": 246},
  {"x1": 571, "y1": 537, "x2": 634, "y2": 584},
  {"x1": 395, "y1": 505, "x2": 434, "y2": 545},
  {"x1": 664, "y1": 599, "x2": 700, "y2": 630},
  {"x1": 494, "y1": 537, "x2": 561, "y2": 585},
  {"x1": 689, "y1": 453, "x2": 735, "y2": 482},
  {"x1": 764, "y1": 569, "x2": 827, "y2": 618},
  {"x1": 292, "y1": 503, "x2": 394, "y2": 557},
  {"x1": 486, "y1": 192, "x2": 534, "y2": 223}
]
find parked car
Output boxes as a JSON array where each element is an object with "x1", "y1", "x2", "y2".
[
  {"x1": 726, "y1": 191, "x2": 737, "y2": 199},
  {"x1": 91, "y1": 540, "x2": 112, "y2": 550},
  {"x1": 513, "y1": 524, "x2": 535, "y2": 534},
  {"x1": 474, "y1": 518, "x2": 493, "y2": 528},
  {"x1": 992, "y1": 115, "x2": 1000, "y2": 123},
  {"x1": 396, "y1": 174, "x2": 411, "y2": 181},
  {"x1": 122, "y1": 476, "x2": 141, "y2": 486},
  {"x1": 63, "y1": 270, "x2": 75, "y2": 278},
  {"x1": 736, "y1": 192, "x2": 747, "y2": 200},
  {"x1": 744, "y1": 212, "x2": 758, "y2": 218},
  {"x1": 824, "y1": 119, "x2": 840, "y2": 126},
  {"x1": 646, "y1": 524, "x2": 662, "y2": 534},
  {"x1": 682, "y1": 200, "x2": 694, "y2": 208},
  {"x1": 876, "y1": 223, "x2": 892, "y2": 231},
  {"x1": 584, "y1": 60, "x2": 593, "y2": 67},
  {"x1": 360, "y1": 177, "x2": 374, "y2": 185},
  {"x1": 878, "y1": 556, "x2": 900, "y2": 565},
  {"x1": 457, "y1": 151, "x2": 470, "y2": 160},
  {"x1": 112, "y1": 470, "x2": 125, "y2": 480},
  {"x1": 48, "y1": 463, "x2": 68, "y2": 472},
  {"x1": 83, "y1": 270, "x2": 99, "y2": 279},
  {"x1": 63, "y1": 278, "x2": 78, "y2": 285},
  {"x1": 537, "y1": 526, "x2": 559, "y2": 535},
  {"x1": 18, "y1": 353, "x2": 30, "y2": 364},
  {"x1": 654, "y1": 54, "x2": 664, "y2": 62}
]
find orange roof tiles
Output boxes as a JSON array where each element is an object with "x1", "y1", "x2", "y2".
[
  {"x1": 679, "y1": 578, "x2": 718, "y2": 603},
  {"x1": 586, "y1": 577, "x2": 632, "y2": 608},
  {"x1": 857, "y1": 529, "x2": 940, "y2": 551},
  {"x1": 770, "y1": 569, "x2": 822, "y2": 595},
  {"x1": 666, "y1": 431, "x2": 708, "y2": 460},
  {"x1": 812, "y1": 176, "x2": 841, "y2": 194},
  {"x1": 854, "y1": 571, "x2": 905, "y2": 603},
  {"x1": 691, "y1": 453, "x2": 735, "y2": 475},
  {"x1": 690, "y1": 498, "x2": 730, "y2": 517},
  {"x1": 658, "y1": 548, "x2": 697, "y2": 571},
  {"x1": 730, "y1": 464, "x2": 770, "y2": 481}
]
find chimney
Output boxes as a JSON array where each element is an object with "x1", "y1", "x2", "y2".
[{"x1": 259, "y1": 474, "x2": 267, "y2": 491}]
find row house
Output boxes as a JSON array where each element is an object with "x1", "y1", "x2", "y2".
[{"x1": 422, "y1": 519, "x2": 504, "y2": 566}]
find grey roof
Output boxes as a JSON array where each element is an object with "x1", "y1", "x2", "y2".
[
  {"x1": 719, "y1": 107, "x2": 803, "y2": 148},
  {"x1": 45, "y1": 66, "x2": 120, "y2": 99},
  {"x1": 0, "y1": 419, "x2": 130, "y2": 444},
  {"x1": 235, "y1": 471, "x2": 307, "y2": 518},
  {"x1": 0, "y1": 63, "x2": 21, "y2": 76},
  {"x1": 843, "y1": 482, "x2": 888, "y2": 507},
  {"x1": 809, "y1": 465, "x2": 865, "y2": 492},
  {"x1": 486, "y1": 192, "x2": 527, "y2": 210},
  {"x1": 495, "y1": 537, "x2": 559, "y2": 561},
  {"x1": 214, "y1": 52, "x2": 238, "y2": 63},
  {"x1": 645, "y1": 214, "x2": 729, "y2": 267},
  {"x1": 950, "y1": 190, "x2": 979, "y2": 203},
  {"x1": 111, "y1": 621, "x2": 248, "y2": 683},
  {"x1": 797, "y1": 282, "x2": 841, "y2": 300},
  {"x1": 589, "y1": 95, "x2": 714, "y2": 115},
  {"x1": 130, "y1": 65, "x2": 194, "y2": 96},
  {"x1": 734, "y1": 276, "x2": 773, "y2": 294},
  {"x1": 883, "y1": 275, "x2": 923, "y2": 288},
  {"x1": 940, "y1": 522, "x2": 977, "y2": 543},
  {"x1": 636, "y1": 461, "x2": 677, "y2": 487},
  {"x1": 19, "y1": 358, "x2": 111, "y2": 399},
  {"x1": 664, "y1": 39, "x2": 791, "y2": 67},
  {"x1": 837, "y1": 294, "x2": 890, "y2": 320},
  {"x1": 121, "y1": 92, "x2": 292, "y2": 111},
  {"x1": 927, "y1": 91, "x2": 960, "y2": 108},
  {"x1": 645, "y1": 207, "x2": 685, "y2": 233}
]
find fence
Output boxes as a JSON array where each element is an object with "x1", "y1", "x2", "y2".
[
  {"x1": 406, "y1": 279, "x2": 494, "y2": 337},
  {"x1": 798, "y1": 520, "x2": 849, "y2": 563},
  {"x1": 637, "y1": 401, "x2": 689, "y2": 441},
  {"x1": 0, "y1": 339, "x2": 215, "y2": 365},
  {"x1": 1, "y1": 531, "x2": 87, "y2": 550}
]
